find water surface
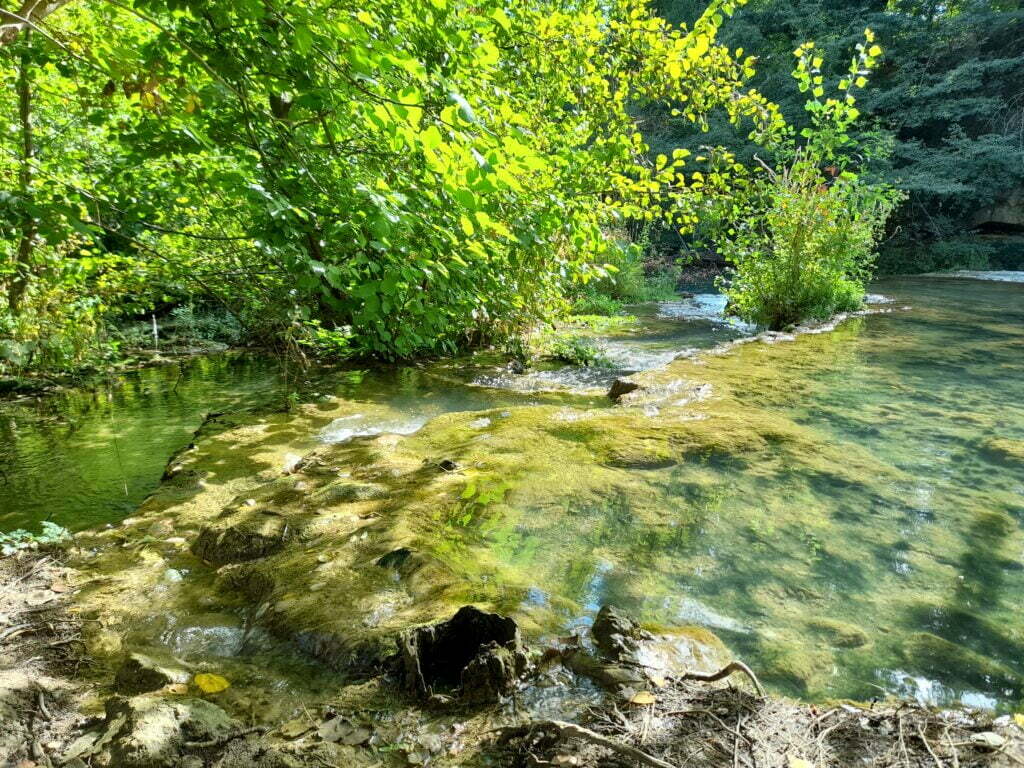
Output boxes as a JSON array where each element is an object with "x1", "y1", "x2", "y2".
[{"x1": 3, "y1": 276, "x2": 1022, "y2": 712}]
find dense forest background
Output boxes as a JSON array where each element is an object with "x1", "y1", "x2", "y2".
[{"x1": 647, "y1": 0, "x2": 1024, "y2": 274}]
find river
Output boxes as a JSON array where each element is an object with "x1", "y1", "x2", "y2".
[{"x1": 1, "y1": 274, "x2": 1022, "y2": 711}]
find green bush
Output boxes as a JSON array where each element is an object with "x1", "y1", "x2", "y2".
[
  {"x1": 718, "y1": 35, "x2": 903, "y2": 330},
  {"x1": 570, "y1": 236, "x2": 682, "y2": 315},
  {"x1": 721, "y1": 161, "x2": 900, "y2": 328},
  {"x1": 169, "y1": 305, "x2": 244, "y2": 345},
  {"x1": 547, "y1": 336, "x2": 611, "y2": 367}
]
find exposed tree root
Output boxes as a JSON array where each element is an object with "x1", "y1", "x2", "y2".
[{"x1": 679, "y1": 660, "x2": 765, "y2": 697}]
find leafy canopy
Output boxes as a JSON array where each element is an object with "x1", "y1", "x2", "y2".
[{"x1": 1, "y1": 0, "x2": 784, "y2": 367}]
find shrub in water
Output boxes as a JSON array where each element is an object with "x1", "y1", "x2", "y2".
[{"x1": 718, "y1": 33, "x2": 904, "y2": 330}]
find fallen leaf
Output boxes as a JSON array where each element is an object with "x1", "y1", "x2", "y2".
[
  {"x1": 970, "y1": 732, "x2": 1005, "y2": 750},
  {"x1": 788, "y1": 757, "x2": 813, "y2": 768},
  {"x1": 49, "y1": 579, "x2": 69, "y2": 593},
  {"x1": 649, "y1": 675, "x2": 668, "y2": 688},
  {"x1": 1015, "y1": 713, "x2": 1024, "y2": 729},
  {"x1": 193, "y1": 673, "x2": 230, "y2": 694},
  {"x1": 629, "y1": 691, "x2": 656, "y2": 705},
  {"x1": 162, "y1": 683, "x2": 189, "y2": 695}
]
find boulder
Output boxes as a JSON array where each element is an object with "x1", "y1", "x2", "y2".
[
  {"x1": 566, "y1": 606, "x2": 733, "y2": 697},
  {"x1": 104, "y1": 695, "x2": 237, "y2": 768},
  {"x1": 191, "y1": 516, "x2": 288, "y2": 565},
  {"x1": 592, "y1": 605, "x2": 653, "y2": 661},
  {"x1": 397, "y1": 606, "x2": 529, "y2": 705}
]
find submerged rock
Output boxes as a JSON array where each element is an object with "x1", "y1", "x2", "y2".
[
  {"x1": 114, "y1": 652, "x2": 190, "y2": 695},
  {"x1": 376, "y1": 547, "x2": 413, "y2": 571},
  {"x1": 980, "y1": 437, "x2": 1024, "y2": 465},
  {"x1": 312, "y1": 481, "x2": 389, "y2": 504},
  {"x1": 607, "y1": 377, "x2": 642, "y2": 402},
  {"x1": 397, "y1": 606, "x2": 529, "y2": 705},
  {"x1": 807, "y1": 618, "x2": 870, "y2": 648},
  {"x1": 191, "y1": 515, "x2": 289, "y2": 565},
  {"x1": 901, "y1": 632, "x2": 1023, "y2": 694}
]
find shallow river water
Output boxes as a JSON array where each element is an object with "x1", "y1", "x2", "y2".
[{"x1": 2, "y1": 275, "x2": 1022, "y2": 711}]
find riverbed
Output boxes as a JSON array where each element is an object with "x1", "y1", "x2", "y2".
[{"x1": 2, "y1": 274, "x2": 1022, "y2": 712}]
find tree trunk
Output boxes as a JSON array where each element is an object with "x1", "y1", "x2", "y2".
[{"x1": 8, "y1": 32, "x2": 36, "y2": 315}]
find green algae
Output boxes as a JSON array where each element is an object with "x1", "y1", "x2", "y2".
[{"x1": 55, "y1": 276, "x2": 1024, "y2": 715}]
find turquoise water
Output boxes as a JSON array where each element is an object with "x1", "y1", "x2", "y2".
[{"x1": 468, "y1": 276, "x2": 1024, "y2": 709}]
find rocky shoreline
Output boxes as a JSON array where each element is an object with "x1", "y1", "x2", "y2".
[{"x1": 3, "y1": 551, "x2": 1023, "y2": 767}]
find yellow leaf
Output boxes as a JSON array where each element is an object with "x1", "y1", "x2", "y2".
[
  {"x1": 163, "y1": 683, "x2": 189, "y2": 695},
  {"x1": 868, "y1": 45, "x2": 882, "y2": 57},
  {"x1": 1014, "y1": 713, "x2": 1024, "y2": 728},
  {"x1": 629, "y1": 691, "x2": 656, "y2": 705},
  {"x1": 855, "y1": 76, "x2": 867, "y2": 88},
  {"x1": 193, "y1": 673, "x2": 230, "y2": 694},
  {"x1": 649, "y1": 675, "x2": 668, "y2": 688},
  {"x1": 788, "y1": 758, "x2": 813, "y2": 768}
]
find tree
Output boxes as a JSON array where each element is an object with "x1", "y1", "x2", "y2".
[
  {"x1": 2, "y1": 0, "x2": 785, "y2": 370},
  {"x1": 717, "y1": 33, "x2": 904, "y2": 328},
  {"x1": 649, "y1": 0, "x2": 1024, "y2": 271}
]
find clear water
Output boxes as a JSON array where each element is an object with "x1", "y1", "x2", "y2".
[
  {"x1": 0, "y1": 303, "x2": 736, "y2": 533},
  {"x1": 464, "y1": 276, "x2": 1024, "y2": 709},
  {"x1": 0, "y1": 355, "x2": 287, "y2": 532},
  {"x1": 4, "y1": 276, "x2": 1023, "y2": 712}
]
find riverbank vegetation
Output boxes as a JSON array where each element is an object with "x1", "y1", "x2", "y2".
[
  {"x1": 717, "y1": 35, "x2": 904, "y2": 328},
  {"x1": 0, "y1": 0, "x2": 915, "y2": 379},
  {"x1": 1, "y1": 0, "x2": 784, "y2": 377}
]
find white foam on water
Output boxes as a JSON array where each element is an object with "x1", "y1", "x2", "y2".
[
  {"x1": 319, "y1": 412, "x2": 429, "y2": 444},
  {"x1": 926, "y1": 270, "x2": 1024, "y2": 283}
]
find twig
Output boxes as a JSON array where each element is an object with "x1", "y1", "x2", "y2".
[
  {"x1": 36, "y1": 689, "x2": 51, "y2": 721},
  {"x1": 898, "y1": 712, "x2": 909, "y2": 767},
  {"x1": 943, "y1": 725, "x2": 960, "y2": 768},
  {"x1": 184, "y1": 726, "x2": 266, "y2": 749},
  {"x1": 680, "y1": 661, "x2": 765, "y2": 697},
  {"x1": 916, "y1": 724, "x2": 944, "y2": 768},
  {"x1": 528, "y1": 720, "x2": 677, "y2": 768},
  {"x1": 0, "y1": 623, "x2": 32, "y2": 642}
]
